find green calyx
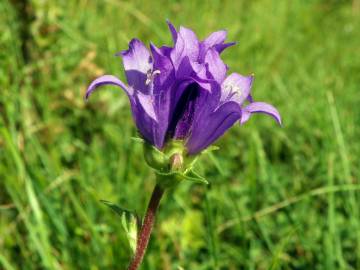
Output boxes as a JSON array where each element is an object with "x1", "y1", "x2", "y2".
[{"x1": 133, "y1": 137, "x2": 216, "y2": 189}]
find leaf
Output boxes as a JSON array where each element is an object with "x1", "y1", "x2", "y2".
[
  {"x1": 100, "y1": 200, "x2": 140, "y2": 254},
  {"x1": 100, "y1": 200, "x2": 131, "y2": 216}
]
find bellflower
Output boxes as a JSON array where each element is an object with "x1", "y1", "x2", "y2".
[
  {"x1": 86, "y1": 22, "x2": 282, "y2": 270},
  {"x1": 86, "y1": 21, "x2": 281, "y2": 156}
]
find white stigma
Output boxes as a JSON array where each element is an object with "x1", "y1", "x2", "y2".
[
  {"x1": 224, "y1": 84, "x2": 242, "y2": 99},
  {"x1": 145, "y1": 69, "x2": 161, "y2": 85}
]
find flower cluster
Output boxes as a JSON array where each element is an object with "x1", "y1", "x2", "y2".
[{"x1": 86, "y1": 21, "x2": 281, "y2": 156}]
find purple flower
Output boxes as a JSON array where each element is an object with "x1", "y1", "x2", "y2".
[{"x1": 86, "y1": 21, "x2": 281, "y2": 155}]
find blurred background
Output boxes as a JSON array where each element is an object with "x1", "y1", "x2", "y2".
[{"x1": 1, "y1": 0, "x2": 360, "y2": 269}]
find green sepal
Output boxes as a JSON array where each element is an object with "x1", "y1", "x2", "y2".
[
  {"x1": 143, "y1": 142, "x2": 169, "y2": 172},
  {"x1": 200, "y1": 145, "x2": 219, "y2": 154},
  {"x1": 131, "y1": 136, "x2": 146, "y2": 144},
  {"x1": 182, "y1": 169, "x2": 209, "y2": 185},
  {"x1": 100, "y1": 200, "x2": 139, "y2": 254},
  {"x1": 138, "y1": 139, "x2": 214, "y2": 188},
  {"x1": 182, "y1": 145, "x2": 219, "y2": 170},
  {"x1": 155, "y1": 168, "x2": 208, "y2": 189},
  {"x1": 132, "y1": 136, "x2": 168, "y2": 171}
]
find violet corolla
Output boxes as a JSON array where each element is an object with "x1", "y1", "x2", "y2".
[
  {"x1": 86, "y1": 22, "x2": 280, "y2": 159},
  {"x1": 86, "y1": 21, "x2": 281, "y2": 270}
]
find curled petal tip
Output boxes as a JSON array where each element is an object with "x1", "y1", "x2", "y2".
[
  {"x1": 85, "y1": 75, "x2": 131, "y2": 100},
  {"x1": 166, "y1": 20, "x2": 178, "y2": 42},
  {"x1": 114, "y1": 51, "x2": 124, "y2": 57},
  {"x1": 240, "y1": 102, "x2": 281, "y2": 126},
  {"x1": 215, "y1": 41, "x2": 236, "y2": 53}
]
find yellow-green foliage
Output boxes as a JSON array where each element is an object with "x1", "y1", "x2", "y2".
[{"x1": 1, "y1": 0, "x2": 360, "y2": 269}]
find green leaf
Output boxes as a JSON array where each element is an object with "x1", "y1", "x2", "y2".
[
  {"x1": 155, "y1": 169, "x2": 208, "y2": 188},
  {"x1": 100, "y1": 200, "x2": 139, "y2": 254},
  {"x1": 100, "y1": 200, "x2": 132, "y2": 216}
]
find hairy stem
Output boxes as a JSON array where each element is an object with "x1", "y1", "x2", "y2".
[{"x1": 127, "y1": 184, "x2": 164, "y2": 270}]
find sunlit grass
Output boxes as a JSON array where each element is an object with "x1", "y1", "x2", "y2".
[{"x1": 1, "y1": 0, "x2": 360, "y2": 269}]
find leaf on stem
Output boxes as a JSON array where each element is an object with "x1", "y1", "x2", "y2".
[{"x1": 100, "y1": 200, "x2": 140, "y2": 254}]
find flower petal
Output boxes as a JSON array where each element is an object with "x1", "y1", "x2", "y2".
[
  {"x1": 199, "y1": 30, "x2": 227, "y2": 62},
  {"x1": 86, "y1": 75, "x2": 160, "y2": 146},
  {"x1": 85, "y1": 75, "x2": 132, "y2": 99},
  {"x1": 199, "y1": 31, "x2": 236, "y2": 61},
  {"x1": 173, "y1": 56, "x2": 213, "y2": 92},
  {"x1": 131, "y1": 104, "x2": 157, "y2": 148},
  {"x1": 204, "y1": 48, "x2": 227, "y2": 83},
  {"x1": 167, "y1": 20, "x2": 178, "y2": 43},
  {"x1": 214, "y1": 42, "x2": 236, "y2": 54},
  {"x1": 150, "y1": 43, "x2": 174, "y2": 90},
  {"x1": 170, "y1": 34, "x2": 185, "y2": 70},
  {"x1": 203, "y1": 30, "x2": 227, "y2": 49},
  {"x1": 149, "y1": 43, "x2": 176, "y2": 147},
  {"x1": 178, "y1": 26, "x2": 199, "y2": 62},
  {"x1": 159, "y1": 45, "x2": 172, "y2": 57},
  {"x1": 221, "y1": 73, "x2": 253, "y2": 104},
  {"x1": 136, "y1": 92, "x2": 157, "y2": 122},
  {"x1": 120, "y1": 39, "x2": 153, "y2": 94},
  {"x1": 240, "y1": 102, "x2": 282, "y2": 125},
  {"x1": 187, "y1": 101, "x2": 241, "y2": 154},
  {"x1": 171, "y1": 26, "x2": 200, "y2": 68}
]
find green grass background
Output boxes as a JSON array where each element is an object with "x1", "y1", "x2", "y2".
[{"x1": 1, "y1": 0, "x2": 360, "y2": 269}]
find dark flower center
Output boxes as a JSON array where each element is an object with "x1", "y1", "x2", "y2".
[{"x1": 167, "y1": 83, "x2": 200, "y2": 140}]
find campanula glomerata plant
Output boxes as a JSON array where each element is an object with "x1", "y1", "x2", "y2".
[{"x1": 86, "y1": 21, "x2": 281, "y2": 270}]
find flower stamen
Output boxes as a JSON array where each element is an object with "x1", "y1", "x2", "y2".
[
  {"x1": 145, "y1": 69, "x2": 161, "y2": 85},
  {"x1": 223, "y1": 84, "x2": 242, "y2": 101}
]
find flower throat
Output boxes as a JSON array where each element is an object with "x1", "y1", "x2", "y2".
[{"x1": 167, "y1": 83, "x2": 200, "y2": 140}]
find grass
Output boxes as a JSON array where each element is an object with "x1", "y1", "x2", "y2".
[{"x1": 1, "y1": 0, "x2": 360, "y2": 269}]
